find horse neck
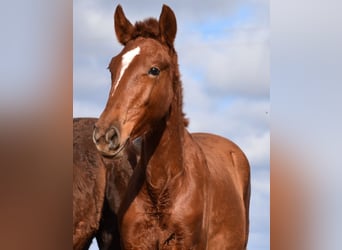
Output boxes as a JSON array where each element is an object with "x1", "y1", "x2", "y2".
[{"x1": 142, "y1": 80, "x2": 185, "y2": 198}]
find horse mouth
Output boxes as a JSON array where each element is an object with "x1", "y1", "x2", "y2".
[{"x1": 99, "y1": 139, "x2": 129, "y2": 158}]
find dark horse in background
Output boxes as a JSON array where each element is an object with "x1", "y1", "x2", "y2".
[
  {"x1": 73, "y1": 118, "x2": 106, "y2": 249},
  {"x1": 93, "y1": 5, "x2": 250, "y2": 249},
  {"x1": 73, "y1": 118, "x2": 139, "y2": 249}
]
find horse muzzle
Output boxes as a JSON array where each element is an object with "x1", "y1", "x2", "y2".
[{"x1": 93, "y1": 125, "x2": 126, "y2": 157}]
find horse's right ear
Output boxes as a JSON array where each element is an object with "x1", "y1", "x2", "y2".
[{"x1": 114, "y1": 5, "x2": 134, "y2": 45}]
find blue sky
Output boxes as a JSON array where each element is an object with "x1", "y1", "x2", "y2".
[{"x1": 73, "y1": 0, "x2": 269, "y2": 249}]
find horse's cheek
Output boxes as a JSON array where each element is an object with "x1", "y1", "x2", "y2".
[
  {"x1": 145, "y1": 82, "x2": 171, "y2": 119},
  {"x1": 158, "y1": 81, "x2": 173, "y2": 110}
]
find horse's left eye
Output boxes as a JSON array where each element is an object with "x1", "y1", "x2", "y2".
[{"x1": 148, "y1": 67, "x2": 160, "y2": 76}]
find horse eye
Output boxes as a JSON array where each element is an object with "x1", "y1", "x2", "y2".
[{"x1": 148, "y1": 67, "x2": 160, "y2": 76}]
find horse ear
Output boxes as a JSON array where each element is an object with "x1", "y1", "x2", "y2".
[
  {"x1": 159, "y1": 5, "x2": 177, "y2": 46},
  {"x1": 114, "y1": 5, "x2": 134, "y2": 45}
]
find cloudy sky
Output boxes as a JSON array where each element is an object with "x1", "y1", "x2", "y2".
[{"x1": 73, "y1": 0, "x2": 269, "y2": 249}]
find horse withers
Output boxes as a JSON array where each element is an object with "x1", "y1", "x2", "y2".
[{"x1": 93, "y1": 5, "x2": 250, "y2": 249}]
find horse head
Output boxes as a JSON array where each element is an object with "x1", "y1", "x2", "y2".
[{"x1": 93, "y1": 5, "x2": 178, "y2": 157}]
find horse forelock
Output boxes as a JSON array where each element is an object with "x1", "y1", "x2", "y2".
[
  {"x1": 130, "y1": 18, "x2": 176, "y2": 52},
  {"x1": 131, "y1": 18, "x2": 161, "y2": 42}
]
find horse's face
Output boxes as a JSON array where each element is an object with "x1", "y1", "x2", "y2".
[
  {"x1": 93, "y1": 5, "x2": 177, "y2": 157},
  {"x1": 94, "y1": 38, "x2": 174, "y2": 156}
]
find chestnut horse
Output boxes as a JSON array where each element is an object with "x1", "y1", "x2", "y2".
[
  {"x1": 93, "y1": 5, "x2": 250, "y2": 249},
  {"x1": 73, "y1": 118, "x2": 139, "y2": 249}
]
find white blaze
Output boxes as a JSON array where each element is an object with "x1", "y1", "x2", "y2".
[{"x1": 111, "y1": 46, "x2": 141, "y2": 96}]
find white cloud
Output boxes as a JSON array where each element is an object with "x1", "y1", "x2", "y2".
[
  {"x1": 104, "y1": 0, "x2": 241, "y2": 22},
  {"x1": 178, "y1": 27, "x2": 269, "y2": 98}
]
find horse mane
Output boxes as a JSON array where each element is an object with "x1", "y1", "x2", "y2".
[{"x1": 129, "y1": 18, "x2": 189, "y2": 127}]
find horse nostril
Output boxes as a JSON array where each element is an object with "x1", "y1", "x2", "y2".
[{"x1": 105, "y1": 126, "x2": 120, "y2": 149}]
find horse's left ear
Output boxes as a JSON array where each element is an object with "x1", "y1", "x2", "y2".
[{"x1": 159, "y1": 5, "x2": 177, "y2": 46}]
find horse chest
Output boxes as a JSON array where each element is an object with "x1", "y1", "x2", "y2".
[
  {"x1": 120, "y1": 186, "x2": 207, "y2": 249},
  {"x1": 121, "y1": 218, "x2": 188, "y2": 249},
  {"x1": 120, "y1": 196, "x2": 175, "y2": 245}
]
